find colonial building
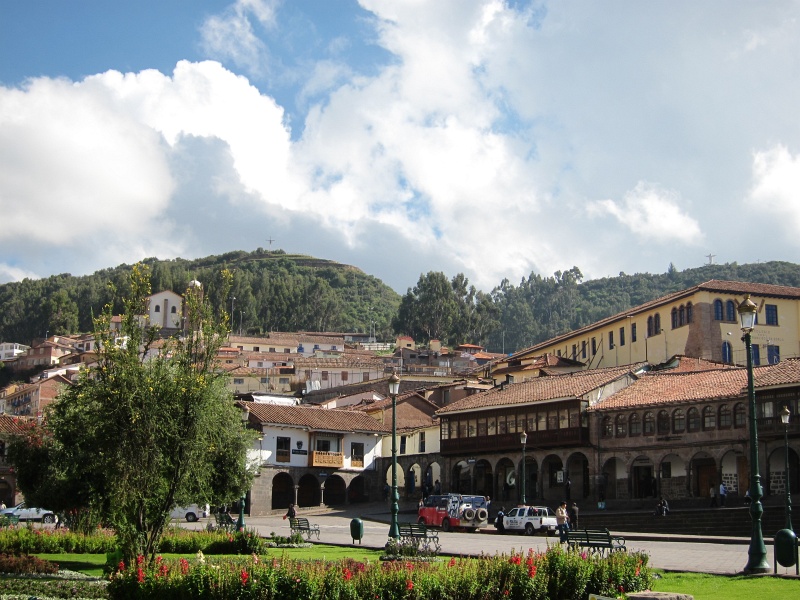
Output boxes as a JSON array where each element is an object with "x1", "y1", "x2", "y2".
[
  {"x1": 242, "y1": 402, "x2": 388, "y2": 515},
  {"x1": 502, "y1": 280, "x2": 800, "y2": 372},
  {"x1": 435, "y1": 365, "x2": 642, "y2": 504},
  {"x1": 0, "y1": 415, "x2": 33, "y2": 506}
]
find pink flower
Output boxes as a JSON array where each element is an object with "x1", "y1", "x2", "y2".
[
  {"x1": 180, "y1": 558, "x2": 189, "y2": 575},
  {"x1": 117, "y1": 561, "x2": 125, "y2": 572}
]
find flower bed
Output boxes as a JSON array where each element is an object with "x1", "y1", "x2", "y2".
[{"x1": 107, "y1": 545, "x2": 654, "y2": 600}]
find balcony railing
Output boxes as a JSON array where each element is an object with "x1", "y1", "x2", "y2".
[
  {"x1": 275, "y1": 449, "x2": 290, "y2": 463},
  {"x1": 311, "y1": 451, "x2": 344, "y2": 468},
  {"x1": 351, "y1": 457, "x2": 364, "y2": 468},
  {"x1": 440, "y1": 427, "x2": 589, "y2": 455}
]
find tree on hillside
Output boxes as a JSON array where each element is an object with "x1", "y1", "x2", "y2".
[
  {"x1": 393, "y1": 272, "x2": 459, "y2": 344},
  {"x1": 9, "y1": 264, "x2": 256, "y2": 565}
]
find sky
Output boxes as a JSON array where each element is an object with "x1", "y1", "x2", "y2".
[{"x1": 2, "y1": 1, "x2": 800, "y2": 294}]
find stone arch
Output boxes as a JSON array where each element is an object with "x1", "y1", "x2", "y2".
[
  {"x1": 384, "y1": 463, "x2": 407, "y2": 488},
  {"x1": 720, "y1": 449, "x2": 744, "y2": 496},
  {"x1": 767, "y1": 444, "x2": 800, "y2": 497},
  {"x1": 565, "y1": 452, "x2": 589, "y2": 500},
  {"x1": 425, "y1": 461, "x2": 442, "y2": 494},
  {"x1": 474, "y1": 459, "x2": 494, "y2": 498},
  {"x1": 689, "y1": 451, "x2": 716, "y2": 498},
  {"x1": 495, "y1": 457, "x2": 515, "y2": 502},
  {"x1": 516, "y1": 455, "x2": 538, "y2": 504},
  {"x1": 271, "y1": 472, "x2": 294, "y2": 510},
  {"x1": 406, "y1": 463, "x2": 422, "y2": 498},
  {"x1": 347, "y1": 475, "x2": 369, "y2": 504},
  {"x1": 453, "y1": 460, "x2": 471, "y2": 494},
  {"x1": 323, "y1": 474, "x2": 347, "y2": 506},
  {"x1": 630, "y1": 455, "x2": 656, "y2": 499},
  {"x1": 600, "y1": 457, "x2": 625, "y2": 501},
  {"x1": 297, "y1": 473, "x2": 321, "y2": 507},
  {"x1": 540, "y1": 453, "x2": 565, "y2": 504},
  {"x1": 656, "y1": 453, "x2": 686, "y2": 499}
]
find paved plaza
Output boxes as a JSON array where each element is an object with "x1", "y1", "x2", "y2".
[{"x1": 186, "y1": 504, "x2": 799, "y2": 577}]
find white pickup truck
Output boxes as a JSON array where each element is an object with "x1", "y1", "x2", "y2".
[{"x1": 502, "y1": 505, "x2": 558, "y2": 535}]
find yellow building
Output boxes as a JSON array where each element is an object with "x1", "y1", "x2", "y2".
[{"x1": 497, "y1": 280, "x2": 800, "y2": 375}]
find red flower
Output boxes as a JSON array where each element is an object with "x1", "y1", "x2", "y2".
[
  {"x1": 180, "y1": 558, "x2": 189, "y2": 575},
  {"x1": 343, "y1": 567, "x2": 353, "y2": 581},
  {"x1": 528, "y1": 564, "x2": 537, "y2": 578},
  {"x1": 406, "y1": 579, "x2": 414, "y2": 590},
  {"x1": 136, "y1": 555, "x2": 144, "y2": 566},
  {"x1": 241, "y1": 569, "x2": 249, "y2": 586},
  {"x1": 509, "y1": 555, "x2": 521, "y2": 565},
  {"x1": 158, "y1": 564, "x2": 168, "y2": 578},
  {"x1": 504, "y1": 591, "x2": 509, "y2": 596},
  {"x1": 136, "y1": 567, "x2": 144, "y2": 583},
  {"x1": 117, "y1": 561, "x2": 125, "y2": 572},
  {"x1": 635, "y1": 567, "x2": 640, "y2": 576},
  {"x1": 448, "y1": 557, "x2": 456, "y2": 568}
]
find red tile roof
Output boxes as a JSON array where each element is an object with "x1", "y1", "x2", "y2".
[
  {"x1": 244, "y1": 402, "x2": 389, "y2": 433},
  {"x1": 753, "y1": 357, "x2": 800, "y2": 388},
  {"x1": 437, "y1": 365, "x2": 636, "y2": 414},
  {"x1": 0, "y1": 414, "x2": 35, "y2": 435}
]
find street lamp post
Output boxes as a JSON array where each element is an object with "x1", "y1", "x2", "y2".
[
  {"x1": 520, "y1": 431, "x2": 528, "y2": 504},
  {"x1": 781, "y1": 405, "x2": 794, "y2": 531},
  {"x1": 388, "y1": 372, "x2": 401, "y2": 539},
  {"x1": 739, "y1": 294, "x2": 770, "y2": 573},
  {"x1": 237, "y1": 404, "x2": 250, "y2": 532}
]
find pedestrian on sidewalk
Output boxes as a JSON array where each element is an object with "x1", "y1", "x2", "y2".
[
  {"x1": 556, "y1": 501, "x2": 570, "y2": 542},
  {"x1": 709, "y1": 484, "x2": 717, "y2": 507},
  {"x1": 569, "y1": 502, "x2": 579, "y2": 529},
  {"x1": 719, "y1": 482, "x2": 727, "y2": 507}
]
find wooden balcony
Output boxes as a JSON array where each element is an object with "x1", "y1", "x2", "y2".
[
  {"x1": 311, "y1": 451, "x2": 344, "y2": 468},
  {"x1": 440, "y1": 427, "x2": 589, "y2": 456},
  {"x1": 351, "y1": 457, "x2": 364, "y2": 468},
  {"x1": 275, "y1": 449, "x2": 290, "y2": 463}
]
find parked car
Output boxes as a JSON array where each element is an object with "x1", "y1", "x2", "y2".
[
  {"x1": 2, "y1": 502, "x2": 58, "y2": 523},
  {"x1": 170, "y1": 504, "x2": 209, "y2": 522},
  {"x1": 417, "y1": 494, "x2": 490, "y2": 531},
  {"x1": 502, "y1": 505, "x2": 557, "y2": 535}
]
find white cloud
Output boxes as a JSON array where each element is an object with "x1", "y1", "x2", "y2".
[
  {"x1": 750, "y1": 145, "x2": 800, "y2": 238},
  {"x1": 588, "y1": 183, "x2": 704, "y2": 246},
  {"x1": 200, "y1": 0, "x2": 278, "y2": 76}
]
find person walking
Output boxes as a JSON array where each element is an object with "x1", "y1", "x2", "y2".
[
  {"x1": 283, "y1": 503, "x2": 296, "y2": 520},
  {"x1": 709, "y1": 484, "x2": 717, "y2": 508},
  {"x1": 556, "y1": 501, "x2": 570, "y2": 542},
  {"x1": 719, "y1": 482, "x2": 727, "y2": 507},
  {"x1": 569, "y1": 502, "x2": 579, "y2": 529}
]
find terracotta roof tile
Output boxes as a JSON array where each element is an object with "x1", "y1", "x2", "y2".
[
  {"x1": 753, "y1": 357, "x2": 800, "y2": 387},
  {"x1": 244, "y1": 402, "x2": 389, "y2": 433},
  {"x1": 437, "y1": 365, "x2": 636, "y2": 414},
  {"x1": 0, "y1": 414, "x2": 35, "y2": 435},
  {"x1": 592, "y1": 368, "x2": 751, "y2": 411}
]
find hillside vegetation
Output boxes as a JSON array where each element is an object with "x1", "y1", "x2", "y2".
[{"x1": 2, "y1": 251, "x2": 799, "y2": 358}]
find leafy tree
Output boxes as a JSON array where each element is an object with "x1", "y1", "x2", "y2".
[{"x1": 9, "y1": 264, "x2": 256, "y2": 565}]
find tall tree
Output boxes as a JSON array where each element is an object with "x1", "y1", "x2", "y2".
[{"x1": 10, "y1": 264, "x2": 256, "y2": 564}]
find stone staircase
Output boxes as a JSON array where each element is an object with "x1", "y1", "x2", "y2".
[{"x1": 579, "y1": 498, "x2": 794, "y2": 538}]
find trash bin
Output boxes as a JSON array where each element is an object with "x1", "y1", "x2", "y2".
[
  {"x1": 350, "y1": 517, "x2": 364, "y2": 544},
  {"x1": 774, "y1": 528, "x2": 798, "y2": 570}
]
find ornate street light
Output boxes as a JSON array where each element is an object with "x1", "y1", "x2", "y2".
[
  {"x1": 388, "y1": 371, "x2": 401, "y2": 539},
  {"x1": 520, "y1": 431, "x2": 528, "y2": 504},
  {"x1": 236, "y1": 404, "x2": 250, "y2": 532},
  {"x1": 739, "y1": 294, "x2": 769, "y2": 573},
  {"x1": 781, "y1": 405, "x2": 793, "y2": 531}
]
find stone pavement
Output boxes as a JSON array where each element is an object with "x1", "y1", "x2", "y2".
[{"x1": 184, "y1": 503, "x2": 799, "y2": 577}]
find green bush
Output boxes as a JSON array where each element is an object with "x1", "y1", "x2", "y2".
[{"x1": 106, "y1": 545, "x2": 654, "y2": 600}]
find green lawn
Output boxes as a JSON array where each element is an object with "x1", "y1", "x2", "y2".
[{"x1": 654, "y1": 570, "x2": 800, "y2": 600}]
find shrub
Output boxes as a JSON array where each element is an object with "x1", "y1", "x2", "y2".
[
  {"x1": 106, "y1": 544, "x2": 654, "y2": 600},
  {"x1": 0, "y1": 552, "x2": 59, "y2": 575}
]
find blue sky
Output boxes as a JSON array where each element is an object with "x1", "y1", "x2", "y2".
[{"x1": 2, "y1": 1, "x2": 800, "y2": 293}]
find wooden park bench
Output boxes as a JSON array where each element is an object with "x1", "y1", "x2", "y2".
[
  {"x1": 215, "y1": 512, "x2": 237, "y2": 533},
  {"x1": 566, "y1": 528, "x2": 626, "y2": 555},
  {"x1": 398, "y1": 522, "x2": 440, "y2": 553},
  {"x1": 289, "y1": 517, "x2": 320, "y2": 540}
]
